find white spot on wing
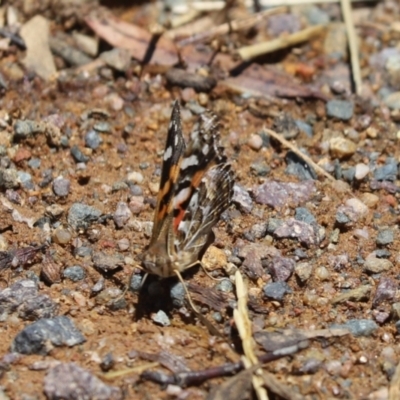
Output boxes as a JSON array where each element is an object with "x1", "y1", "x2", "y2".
[
  {"x1": 175, "y1": 133, "x2": 179, "y2": 146},
  {"x1": 163, "y1": 146, "x2": 172, "y2": 161},
  {"x1": 181, "y1": 155, "x2": 198, "y2": 170},
  {"x1": 173, "y1": 187, "x2": 191, "y2": 207},
  {"x1": 202, "y1": 144, "x2": 209, "y2": 155}
]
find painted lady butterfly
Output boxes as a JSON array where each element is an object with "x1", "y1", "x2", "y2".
[{"x1": 141, "y1": 101, "x2": 234, "y2": 307}]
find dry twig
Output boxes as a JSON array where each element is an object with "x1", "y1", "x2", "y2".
[{"x1": 237, "y1": 24, "x2": 325, "y2": 61}]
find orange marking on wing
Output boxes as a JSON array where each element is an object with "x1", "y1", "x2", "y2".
[{"x1": 173, "y1": 206, "x2": 185, "y2": 232}]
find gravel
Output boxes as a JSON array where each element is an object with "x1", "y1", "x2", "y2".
[
  {"x1": 263, "y1": 282, "x2": 292, "y2": 301},
  {"x1": 67, "y1": 203, "x2": 102, "y2": 230},
  {"x1": 63, "y1": 266, "x2": 86, "y2": 282},
  {"x1": 326, "y1": 99, "x2": 354, "y2": 120}
]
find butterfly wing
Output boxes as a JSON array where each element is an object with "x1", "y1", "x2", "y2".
[{"x1": 149, "y1": 101, "x2": 186, "y2": 246}]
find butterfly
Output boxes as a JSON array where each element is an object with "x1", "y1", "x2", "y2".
[{"x1": 141, "y1": 101, "x2": 234, "y2": 311}]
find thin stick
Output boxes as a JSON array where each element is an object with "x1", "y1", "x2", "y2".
[
  {"x1": 340, "y1": 0, "x2": 362, "y2": 94},
  {"x1": 237, "y1": 25, "x2": 325, "y2": 61},
  {"x1": 244, "y1": 0, "x2": 377, "y2": 5},
  {"x1": 263, "y1": 127, "x2": 336, "y2": 182},
  {"x1": 177, "y1": 6, "x2": 287, "y2": 46}
]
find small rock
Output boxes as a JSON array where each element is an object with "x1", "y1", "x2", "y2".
[
  {"x1": 295, "y1": 207, "x2": 316, "y2": 225},
  {"x1": 152, "y1": 310, "x2": 170, "y2": 327},
  {"x1": 95, "y1": 288, "x2": 123, "y2": 306},
  {"x1": 92, "y1": 252, "x2": 124, "y2": 272},
  {"x1": 294, "y1": 262, "x2": 313, "y2": 283},
  {"x1": 364, "y1": 257, "x2": 393, "y2": 273},
  {"x1": 232, "y1": 184, "x2": 253, "y2": 213},
  {"x1": 329, "y1": 137, "x2": 356, "y2": 159},
  {"x1": 360, "y1": 193, "x2": 379, "y2": 208},
  {"x1": 216, "y1": 280, "x2": 233, "y2": 293},
  {"x1": 383, "y1": 91, "x2": 400, "y2": 109},
  {"x1": 44, "y1": 362, "x2": 122, "y2": 400},
  {"x1": 52, "y1": 177, "x2": 70, "y2": 197},
  {"x1": 330, "y1": 319, "x2": 378, "y2": 337},
  {"x1": 94, "y1": 122, "x2": 112, "y2": 133},
  {"x1": 74, "y1": 246, "x2": 92, "y2": 258},
  {"x1": 372, "y1": 277, "x2": 397, "y2": 308},
  {"x1": 274, "y1": 218, "x2": 317, "y2": 247},
  {"x1": 355, "y1": 163, "x2": 370, "y2": 180},
  {"x1": 67, "y1": 203, "x2": 102, "y2": 230},
  {"x1": 202, "y1": 246, "x2": 227, "y2": 271},
  {"x1": 127, "y1": 171, "x2": 144, "y2": 184},
  {"x1": 331, "y1": 285, "x2": 371, "y2": 304},
  {"x1": 70, "y1": 145, "x2": 89, "y2": 163},
  {"x1": 18, "y1": 171, "x2": 34, "y2": 189},
  {"x1": 391, "y1": 303, "x2": 400, "y2": 321},
  {"x1": 52, "y1": 227, "x2": 72, "y2": 244},
  {"x1": 63, "y1": 266, "x2": 86, "y2": 282},
  {"x1": 11, "y1": 316, "x2": 86, "y2": 355},
  {"x1": 117, "y1": 238, "x2": 130, "y2": 251},
  {"x1": 268, "y1": 256, "x2": 295, "y2": 282},
  {"x1": 376, "y1": 229, "x2": 394, "y2": 246},
  {"x1": 254, "y1": 180, "x2": 315, "y2": 209},
  {"x1": 100, "y1": 48, "x2": 131, "y2": 72},
  {"x1": 374, "y1": 158, "x2": 398, "y2": 181},
  {"x1": 129, "y1": 274, "x2": 143, "y2": 293},
  {"x1": 248, "y1": 134, "x2": 263, "y2": 151},
  {"x1": 91, "y1": 278, "x2": 105, "y2": 295},
  {"x1": 85, "y1": 130, "x2": 102, "y2": 150},
  {"x1": 250, "y1": 161, "x2": 270, "y2": 176},
  {"x1": 100, "y1": 352, "x2": 115, "y2": 372},
  {"x1": 113, "y1": 202, "x2": 132, "y2": 228},
  {"x1": 263, "y1": 281, "x2": 292, "y2": 301},
  {"x1": 104, "y1": 93, "x2": 124, "y2": 111},
  {"x1": 170, "y1": 282, "x2": 185, "y2": 308},
  {"x1": 315, "y1": 266, "x2": 330, "y2": 280},
  {"x1": 326, "y1": 99, "x2": 354, "y2": 120},
  {"x1": 112, "y1": 181, "x2": 128, "y2": 192},
  {"x1": 129, "y1": 196, "x2": 145, "y2": 215},
  {"x1": 28, "y1": 158, "x2": 41, "y2": 169}
]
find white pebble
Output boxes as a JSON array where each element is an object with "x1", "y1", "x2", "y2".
[
  {"x1": 248, "y1": 134, "x2": 263, "y2": 151},
  {"x1": 355, "y1": 163, "x2": 370, "y2": 180}
]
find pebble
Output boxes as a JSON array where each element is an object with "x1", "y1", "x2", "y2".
[
  {"x1": 52, "y1": 227, "x2": 72, "y2": 244},
  {"x1": 104, "y1": 93, "x2": 124, "y2": 111},
  {"x1": 268, "y1": 256, "x2": 295, "y2": 282},
  {"x1": 52, "y1": 177, "x2": 70, "y2": 197},
  {"x1": 294, "y1": 262, "x2": 312, "y2": 283},
  {"x1": 85, "y1": 130, "x2": 102, "y2": 149},
  {"x1": 383, "y1": 91, "x2": 400, "y2": 109},
  {"x1": 232, "y1": 184, "x2": 253, "y2": 213},
  {"x1": 170, "y1": 282, "x2": 186, "y2": 308},
  {"x1": 128, "y1": 183, "x2": 143, "y2": 196},
  {"x1": 295, "y1": 120, "x2": 313, "y2": 137},
  {"x1": 95, "y1": 288, "x2": 123, "y2": 307},
  {"x1": 129, "y1": 274, "x2": 143, "y2": 292},
  {"x1": 263, "y1": 281, "x2": 292, "y2": 301},
  {"x1": 117, "y1": 238, "x2": 130, "y2": 251},
  {"x1": 44, "y1": 363, "x2": 121, "y2": 400},
  {"x1": 91, "y1": 278, "x2": 105, "y2": 295},
  {"x1": 92, "y1": 252, "x2": 124, "y2": 272},
  {"x1": 248, "y1": 134, "x2": 263, "y2": 151},
  {"x1": 63, "y1": 266, "x2": 86, "y2": 282},
  {"x1": 216, "y1": 280, "x2": 233, "y2": 293},
  {"x1": 70, "y1": 145, "x2": 89, "y2": 163},
  {"x1": 330, "y1": 319, "x2": 378, "y2": 337},
  {"x1": 375, "y1": 249, "x2": 391, "y2": 258},
  {"x1": 152, "y1": 310, "x2": 171, "y2": 327},
  {"x1": 295, "y1": 207, "x2": 316, "y2": 225},
  {"x1": 331, "y1": 285, "x2": 371, "y2": 304},
  {"x1": 372, "y1": 277, "x2": 396, "y2": 308},
  {"x1": 202, "y1": 246, "x2": 227, "y2": 271},
  {"x1": 342, "y1": 167, "x2": 355, "y2": 183},
  {"x1": 363, "y1": 257, "x2": 393, "y2": 273},
  {"x1": 391, "y1": 303, "x2": 400, "y2": 321},
  {"x1": 315, "y1": 266, "x2": 330, "y2": 280},
  {"x1": 250, "y1": 161, "x2": 270, "y2": 176},
  {"x1": 113, "y1": 202, "x2": 132, "y2": 228},
  {"x1": 326, "y1": 99, "x2": 354, "y2": 120},
  {"x1": 254, "y1": 180, "x2": 315, "y2": 209},
  {"x1": 376, "y1": 229, "x2": 394, "y2": 246},
  {"x1": 329, "y1": 137, "x2": 357, "y2": 159},
  {"x1": 28, "y1": 158, "x2": 41, "y2": 169},
  {"x1": 0, "y1": 279, "x2": 57, "y2": 321},
  {"x1": 67, "y1": 203, "x2": 102, "y2": 230},
  {"x1": 274, "y1": 218, "x2": 317, "y2": 247},
  {"x1": 11, "y1": 315, "x2": 86, "y2": 355},
  {"x1": 127, "y1": 171, "x2": 144, "y2": 184},
  {"x1": 112, "y1": 181, "x2": 128, "y2": 192},
  {"x1": 374, "y1": 158, "x2": 398, "y2": 181},
  {"x1": 355, "y1": 163, "x2": 370, "y2": 180},
  {"x1": 18, "y1": 171, "x2": 33, "y2": 189},
  {"x1": 360, "y1": 193, "x2": 379, "y2": 208},
  {"x1": 129, "y1": 196, "x2": 145, "y2": 214},
  {"x1": 74, "y1": 246, "x2": 92, "y2": 258}
]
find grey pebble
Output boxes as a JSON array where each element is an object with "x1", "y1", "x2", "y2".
[
  {"x1": 60, "y1": 135, "x2": 69, "y2": 147},
  {"x1": 127, "y1": 183, "x2": 143, "y2": 196},
  {"x1": 336, "y1": 211, "x2": 351, "y2": 225},
  {"x1": 375, "y1": 249, "x2": 391, "y2": 258},
  {"x1": 152, "y1": 310, "x2": 171, "y2": 327},
  {"x1": 112, "y1": 181, "x2": 128, "y2": 192},
  {"x1": 295, "y1": 262, "x2": 313, "y2": 283},
  {"x1": 0, "y1": 279, "x2": 58, "y2": 321},
  {"x1": 212, "y1": 312, "x2": 222, "y2": 323},
  {"x1": 170, "y1": 282, "x2": 185, "y2": 307},
  {"x1": 18, "y1": 171, "x2": 34, "y2": 189},
  {"x1": 364, "y1": 257, "x2": 393, "y2": 273},
  {"x1": 67, "y1": 203, "x2": 102, "y2": 230},
  {"x1": 376, "y1": 229, "x2": 394, "y2": 246},
  {"x1": 44, "y1": 362, "x2": 122, "y2": 400},
  {"x1": 0, "y1": 168, "x2": 19, "y2": 189},
  {"x1": 63, "y1": 266, "x2": 86, "y2": 282},
  {"x1": 91, "y1": 278, "x2": 105, "y2": 295},
  {"x1": 330, "y1": 319, "x2": 378, "y2": 337},
  {"x1": 70, "y1": 145, "x2": 89, "y2": 163},
  {"x1": 268, "y1": 256, "x2": 295, "y2": 282},
  {"x1": 100, "y1": 352, "x2": 115, "y2": 372},
  {"x1": 266, "y1": 218, "x2": 284, "y2": 234},
  {"x1": 11, "y1": 315, "x2": 86, "y2": 355},
  {"x1": 52, "y1": 177, "x2": 70, "y2": 197},
  {"x1": 13, "y1": 120, "x2": 42, "y2": 139},
  {"x1": 263, "y1": 281, "x2": 292, "y2": 301},
  {"x1": 326, "y1": 99, "x2": 354, "y2": 121},
  {"x1": 216, "y1": 279, "x2": 233, "y2": 293},
  {"x1": 85, "y1": 130, "x2": 102, "y2": 149},
  {"x1": 129, "y1": 274, "x2": 143, "y2": 292},
  {"x1": 74, "y1": 246, "x2": 92, "y2": 258},
  {"x1": 342, "y1": 167, "x2": 355, "y2": 183},
  {"x1": 28, "y1": 158, "x2": 41, "y2": 169},
  {"x1": 374, "y1": 158, "x2": 397, "y2": 181},
  {"x1": 372, "y1": 277, "x2": 397, "y2": 308},
  {"x1": 250, "y1": 161, "x2": 270, "y2": 177},
  {"x1": 295, "y1": 207, "x2": 316, "y2": 225},
  {"x1": 92, "y1": 252, "x2": 124, "y2": 272},
  {"x1": 113, "y1": 202, "x2": 132, "y2": 228},
  {"x1": 285, "y1": 153, "x2": 317, "y2": 181},
  {"x1": 274, "y1": 219, "x2": 318, "y2": 247},
  {"x1": 295, "y1": 120, "x2": 313, "y2": 137},
  {"x1": 232, "y1": 184, "x2": 253, "y2": 213}
]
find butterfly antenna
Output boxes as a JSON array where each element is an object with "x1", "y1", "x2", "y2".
[{"x1": 173, "y1": 270, "x2": 200, "y2": 314}]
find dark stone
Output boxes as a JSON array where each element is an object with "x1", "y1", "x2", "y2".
[
  {"x1": 263, "y1": 281, "x2": 292, "y2": 300},
  {"x1": 63, "y1": 266, "x2": 86, "y2": 282}
]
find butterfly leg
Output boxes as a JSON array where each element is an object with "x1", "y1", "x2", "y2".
[{"x1": 173, "y1": 269, "x2": 200, "y2": 314}]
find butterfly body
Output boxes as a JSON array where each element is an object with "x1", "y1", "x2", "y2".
[{"x1": 141, "y1": 101, "x2": 233, "y2": 279}]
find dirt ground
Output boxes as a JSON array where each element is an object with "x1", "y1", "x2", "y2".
[{"x1": 0, "y1": 1, "x2": 400, "y2": 399}]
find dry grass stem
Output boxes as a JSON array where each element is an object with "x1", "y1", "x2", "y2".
[
  {"x1": 237, "y1": 25, "x2": 325, "y2": 61},
  {"x1": 340, "y1": 0, "x2": 362, "y2": 94}
]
